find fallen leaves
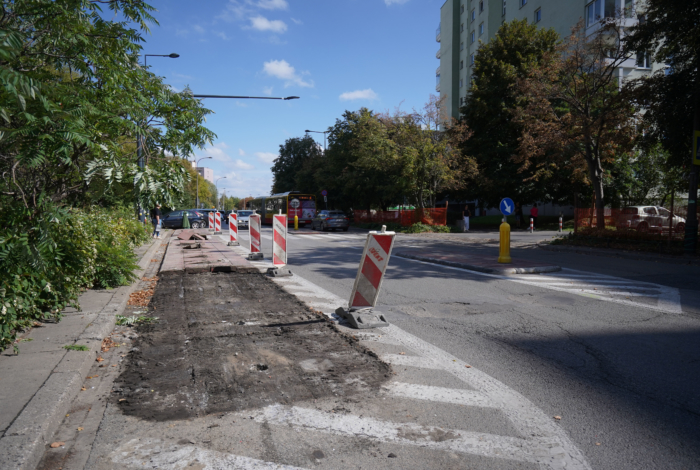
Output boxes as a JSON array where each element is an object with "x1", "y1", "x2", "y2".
[
  {"x1": 101, "y1": 337, "x2": 118, "y2": 352},
  {"x1": 96, "y1": 356, "x2": 104, "y2": 362},
  {"x1": 465, "y1": 365, "x2": 472, "y2": 368},
  {"x1": 50, "y1": 442, "x2": 65, "y2": 448},
  {"x1": 128, "y1": 277, "x2": 159, "y2": 307},
  {"x1": 77, "y1": 427, "x2": 83, "y2": 431},
  {"x1": 80, "y1": 386, "x2": 87, "y2": 391},
  {"x1": 554, "y1": 416, "x2": 562, "y2": 420},
  {"x1": 86, "y1": 375, "x2": 98, "y2": 379},
  {"x1": 399, "y1": 352, "x2": 406, "y2": 355}
]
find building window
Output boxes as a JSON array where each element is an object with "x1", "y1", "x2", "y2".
[
  {"x1": 624, "y1": 0, "x2": 634, "y2": 18},
  {"x1": 460, "y1": 41, "x2": 464, "y2": 51},
  {"x1": 586, "y1": 0, "x2": 615, "y2": 28},
  {"x1": 461, "y1": 4, "x2": 465, "y2": 14},
  {"x1": 479, "y1": 23, "x2": 484, "y2": 35},
  {"x1": 471, "y1": 9, "x2": 475, "y2": 21},
  {"x1": 470, "y1": 31, "x2": 475, "y2": 43},
  {"x1": 521, "y1": 0, "x2": 527, "y2": 6},
  {"x1": 636, "y1": 51, "x2": 650, "y2": 69},
  {"x1": 503, "y1": 0, "x2": 506, "y2": 16},
  {"x1": 470, "y1": 54, "x2": 475, "y2": 65},
  {"x1": 460, "y1": 60, "x2": 464, "y2": 70},
  {"x1": 479, "y1": 1, "x2": 484, "y2": 13},
  {"x1": 535, "y1": 8, "x2": 541, "y2": 22},
  {"x1": 436, "y1": 74, "x2": 440, "y2": 87},
  {"x1": 461, "y1": 23, "x2": 464, "y2": 32},
  {"x1": 459, "y1": 79, "x2": 463, "y2": 88}
]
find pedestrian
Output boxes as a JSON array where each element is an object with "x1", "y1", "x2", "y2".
[
  {"x1": 462, "y1": 204, "x2": 471, "y2": 232},
  {"x1": 151, "y1": 204, "x2": 162, "y2": 239},
  {"x1": 515, "y1": 203, "x2": 523, "y2": 229},
  {"x1": 530, "y1": 203, "x2": 539, "y2": 230}
]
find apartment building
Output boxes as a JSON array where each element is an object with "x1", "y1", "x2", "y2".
[
  {"x1": 436, "y1": 0, "x2": 656, "y2": 121},
  {"x1": 196, "y1": 167, "x2": 214, "y2": 184}
]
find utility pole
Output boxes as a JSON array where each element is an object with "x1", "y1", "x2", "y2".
[{"x1": 685, "y1": 98, "x2": 700, "y2": 254}]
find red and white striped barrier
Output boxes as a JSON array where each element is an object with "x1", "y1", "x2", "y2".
[
  {"x1": 228, "y1": 213, "x2": 239, "y2": 245},
  {"x1": 272, "y1": 214, "x2": 287, "y2": 266},
  {"x1": 215, "y1": 211, "x2": 222, "y2": 233},
  {"x1": 530, "y1": 218, "x2": 534, "y2": 233},
  {"x1": 208, "y1": 212, "x2": 215, "y2": 231},
  {"x1": 349, "y1": 229, "x2": 396, "y2": 308},
  {"x1": 249, "y1": 214, "x2": 262, "y2": 254},
  {"x1": 559, "y1": 217, "x2": 563, "y2": 233}
]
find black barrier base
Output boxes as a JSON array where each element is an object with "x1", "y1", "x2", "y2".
[
  {"x1": 247, "y1": 252, "x2": 264, "y2": 261},
  {"x1": 227, "y1": 241, "x2": 240, "y2": 246},
  {"x1": 335, "y1": 307, "x2": 389, "y2": 329},
  {"x1": 267, "y1": 267, "x2": 292, "y2": 277}
]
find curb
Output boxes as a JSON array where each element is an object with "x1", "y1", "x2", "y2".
[
  {"x1": 395, "y1": 252, "x2": 561, "y2": 275},
  {"x1": 537, "y1": 242, "x2": 700, "y2": 266},
  {"x1": 0, "y1": 237, "x2": 163, "y2": 470}
]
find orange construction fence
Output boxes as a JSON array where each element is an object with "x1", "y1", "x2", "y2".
[{"x1": 354, "y1": 208, "x2": 447, "y2": 227}]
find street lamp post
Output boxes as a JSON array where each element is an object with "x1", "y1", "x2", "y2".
[
  {"x1": 215, "y1": 177, "x2": 227, "y2": 211},
  {"x1": 136, "y1": 53, "x2": 179, "y2": 222},
  {"x1": 305, "y1": 129, "x2": 328, "y2": 151},
  {"x1": 195, "y1": 156, "x2": 212, "y2": 208}
]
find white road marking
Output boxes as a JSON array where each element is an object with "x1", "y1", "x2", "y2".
[
  {"x1": 266, "y1": 272, "x2": 592, "y2": 470},
  {"x1": 385, "y1": 382, "x2": 497, "y2": 408},
  {"x1": 111, "y1": 438, "x2": 308, "y2": 469},
  {"x1": 252, "y1": 405, "x2": 579, "y2": 468}
]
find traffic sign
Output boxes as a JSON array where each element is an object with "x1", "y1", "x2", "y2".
[
  {"x1": 500, "y1": 198, "x2": 514, "y2": 216},
  {"x1": 290, "y1": 198, "x2": 300, "y2": 208},
  {"x1": 693, "y1": 130, "x2": 700, "y2": 166},
  {"x1": 323, "y1": 196, "x2": 327, "y2": 203},
  {"x1": 321, "y1": 190, "x2": 328, "y2": 196}
]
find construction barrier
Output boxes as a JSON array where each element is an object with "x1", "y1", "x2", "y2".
[
  {"x1": 229, "y1": 213, "x2": 238, "y2": 245},
  {"x1": 530, "y1": 218, "x2": 534, "y2": 233},
  {"x1": 208, "y1": 212, "x2": 215, "y2": 231},
  {"x1": 349, "y1": 229, "x2": 396, "y2": 308},
  {"x1": 353, "y1": 208, "x2": 447, "y2": 227},
  {"x1": 215, "y1": 211, "x2": 222, "y2": 233},
  {"x1": 249, "y1": 214, "x2": 262, "y2": 253},
  {"x1": 272, "y1": 214, "x2": 287, "y2": 266}
]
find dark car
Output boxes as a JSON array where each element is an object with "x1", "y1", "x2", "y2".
[
  {"x1": 312, "y1": 210, "x2": 349, "y2": 231},
  {"x1": 161, "y1": 210, "x2": 208, "y2": 229}
]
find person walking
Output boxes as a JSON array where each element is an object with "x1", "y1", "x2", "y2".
[
  {"x1": 530, "y1": 203, "x2": 539, "y2": 230},
  {"x1": 462, "y1": 204, "x2": 471, "y2": 232},
  {"x1": 515, "y1": 203, "x2": 523, "y2": 229},
  {"x1": 151, "y1": 204, "x2": 162, "y2": 239}
]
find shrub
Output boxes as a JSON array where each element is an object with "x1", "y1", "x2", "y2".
[{"x1": 0, "y1": 205, "x2": 150, "y2": 351}]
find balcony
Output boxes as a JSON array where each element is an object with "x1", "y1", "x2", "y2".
[
  {"x1": 436, "y1": 66, "x2": 441, "y2": 75},
  {"x1": 436, "y1": 49, "x2": 441, "y2": 59},
  {"x1": 436, "y1": 83, "x2": 441, "y2": 93},
  {"x1": 436, "y1": 24, "x2": 441, "y2": 43}
]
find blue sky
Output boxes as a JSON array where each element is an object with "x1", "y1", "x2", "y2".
[{"x1": 142, "y1": 0, "x2": 442, "y2": 199}]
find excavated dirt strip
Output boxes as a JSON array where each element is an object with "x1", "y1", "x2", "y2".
[{"x1": 114, "y1": 271, "x2": 391, "y2": 421}]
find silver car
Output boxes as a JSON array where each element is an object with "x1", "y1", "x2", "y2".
[
  {"x1": 618, "y1": 206, "x2": 685, "y2": 233},
  {"x1": 236, "y1": 210, "x2": 255, "y2": 229},
  {"x1": 312, "y1": 210, "x2": 349, "y2": 232}
]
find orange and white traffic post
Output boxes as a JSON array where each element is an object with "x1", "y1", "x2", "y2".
[
  {"x1": 215, "y1": 211, "x2": 222, "y2": 233},
  {"x1": 335, "y1": 225, "x2": 395, "y2": 328},
  {"x1": 267, "y1": 213, "x2": 292, "y2": 277},
  {"x1": 247, "y1": 214, "x2": 263, "y2": 260},
  {"x1": 228, "y1": 213, "x2": 239, "y2": 246}
]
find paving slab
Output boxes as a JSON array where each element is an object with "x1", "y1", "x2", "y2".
[
  {"x1": 395, "y1": 247, "x2": 560, "y2": 275},
  {"x1": 160, "y1": 230, "x2": 257, "y2": 274}
]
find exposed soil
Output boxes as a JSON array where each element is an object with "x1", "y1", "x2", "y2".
[{"x1": 114, "y1": 271, "x2": 390, "y2": 421}]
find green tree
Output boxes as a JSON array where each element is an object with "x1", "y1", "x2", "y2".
[
  {"x1": 458, "y1": 19, "x2": 560, "y2": 209},
  {"x1": 271, "y1": 136, "x2": 323, "y2": 194}
]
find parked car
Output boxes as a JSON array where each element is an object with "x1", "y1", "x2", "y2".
[
  {"x1": 236, "y1": 210, "x2": 256, "y2": 229},
  {"x1": 617, "y1": 206, "x2": 686, "y2": 233},
  {"x1": 161, "y1": 210, "x2": 208, "y2": 229},
  {"x1": 312, "y1": 210, "x2": 349, "y2": 231}
]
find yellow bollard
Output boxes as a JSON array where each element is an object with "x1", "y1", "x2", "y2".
[
  {"x1": 294, "y1": 215, "x2": 298, "y2": 230},
  {"x1": 498, "y1": 219, "x2": 512, "y2": 264}
]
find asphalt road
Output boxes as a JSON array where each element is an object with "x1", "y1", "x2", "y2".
[{"x1": 239, "y1": 224, "x2": 700, "y2": 469}]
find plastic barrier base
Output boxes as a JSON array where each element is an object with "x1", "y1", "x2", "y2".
[
  {"x1": 227, "y1": 241, "x2": 240, "y2": 246},
  {"x1": 335, "y1": 307, "x2": 390, "y2": 329},
  {"x1": 267, "y1": 267, "x2": 292, "y2": 277},
  {"x1": 247, "y1": 252, "x2": 264, "y2": 261}
]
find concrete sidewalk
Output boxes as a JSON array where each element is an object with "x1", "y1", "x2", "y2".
[
  {"x1": 0, "y1": 235, "x2": 164, "y2": 470},
  {"x1": 395, "y1": 246, "x2": 561, "y2": 274}
]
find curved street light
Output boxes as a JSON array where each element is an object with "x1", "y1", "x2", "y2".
[
  {"x1": 305, "y1": 129, "x2": 328, "y2": 151},
  {"x1": 195, "y1": 156, "x2": 212, "y2": 209}
]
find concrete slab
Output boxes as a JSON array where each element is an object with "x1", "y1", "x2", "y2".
[
  {"x1": 160, "y1": 236, "x2": 257, "y2": 274},
  {"x1": 395, "y1": 247, "x2": 560, "y2": 275}
]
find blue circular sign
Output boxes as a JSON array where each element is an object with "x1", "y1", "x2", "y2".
[
  {"x1": 500, "y1": 198, "x2": 515, "y2": 216},
  {"x1": 321, "y1": 190, "x2": 328, "y2": 196}
]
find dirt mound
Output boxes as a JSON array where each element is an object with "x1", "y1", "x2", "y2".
[{"x1": 114, "y1": 272, "x2": 390, "y2": 421}]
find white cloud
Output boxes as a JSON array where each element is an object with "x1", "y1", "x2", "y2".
[
  {"x1": 249, "y1": 15, "x2": 287, "y2": 33},
  {"x1": 255, "y1": 151, "x2": 278, "y2": 163},
  {"x1": 215, "y1": 31, "x2": 230, "y2": 40},
  {"x1": 339, "y1": 88, "x2": 379, "y2": 101},
  {"x1": 193, "y1": 24, "x2": 206, "y2": 33},
  {"x1": 290, "y1": 18, "x2": 302, "y2": 25},
  {"x1": 384, "y1": 0, "x2": 409, "y2": 5},
  {"x1": 262, "y1": 86, "x2": 274, "y2": 96},
  {"x1": 257, "y1": 0, "x2": 288, "y2": 10},
  {"x1": 238, "y1": 149, "x2": 246, "y2": 156},
  {"x1": 234, "y1": 159, "x2": 255, "y2": 170},
  {"x1": 263, "y1": 60, "x2": 314, "y2": 88}
]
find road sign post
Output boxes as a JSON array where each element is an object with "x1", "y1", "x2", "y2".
[{"x1": 498, "y1": 198, "x2": 514, "y2": 264}]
